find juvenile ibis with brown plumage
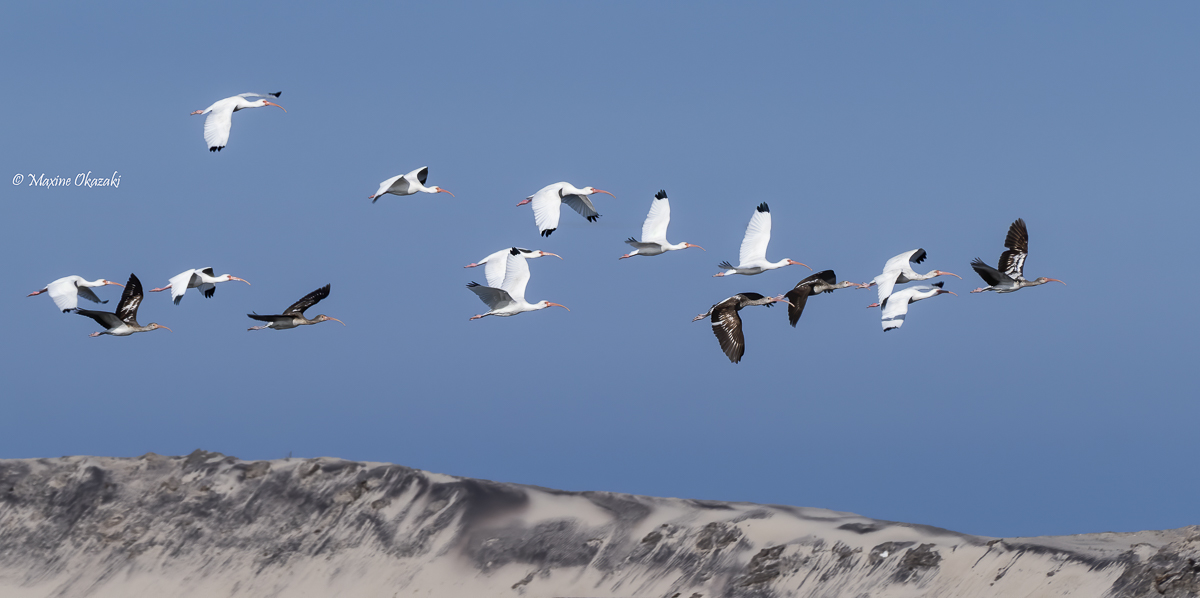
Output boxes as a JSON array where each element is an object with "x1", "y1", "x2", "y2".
[
  {"x1": 970, "y1": 218, "x2": 1065, "y2": 294},
  {"x1": 74, "y1": 273, "x2": 172, "y2": 337},
  {"x1": 247, "y1": 284, "x2": 344, "y2": 331},
  {"x1": 692, "y1": 292, "x2": 790, "y2": 363},
  {"x1": 783, "y1": 270, "x2": 862, "y2": 327}
]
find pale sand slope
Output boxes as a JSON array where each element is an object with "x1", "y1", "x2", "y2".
[{"x1": 0, "y1": 452, "x2": 1196, "y2": 597}]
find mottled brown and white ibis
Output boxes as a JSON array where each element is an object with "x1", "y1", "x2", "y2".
[
  {"x1": 866, "y1": 282, "x2": 956, "y2": 332},
  {"x1": 369, "y1": 166, "x2": 454, "y2": 203},
  {"x1": 75, "y1": 273, "x2": 172, "y2": 337},
  {"x1": 28, "y1": 276, "x2": 123, "y2": 313},
  {"x1": 150, "y1": 268, "x2": 250, "y2": 305},
  {"x1": 970, "y1": 218, "x2": 1065, "y2": 294},
  {"x1": 516, "y1": 182, "x2": 615, "y2": 237},
  {"x1": 191, "y1": 92, "x2": 285, "y2": 152},
  {"x1": 620, "y1": 190, "x2": 704, "y2": 259},
  {"x1": 783, "y1": 270, "x2": 862, "y2": 327},
  {"x1": 692, "y1": 292, "x2": 790, "y2": 363},
  {"x1": 713, "y1": 203, "x2": 808, "y2": 276},
  {"x1": 467, "y1": 248, "x2": 569, "y2": 319},
  {"x1": 859, "y1": 248, "x2": 961, "y2": 303},
  {"x1": 464, "y1": 247, "x2": 561, "y2": 288},
  {"x1": 247, "y1": 284, "x2": 344, "y2": 331}
]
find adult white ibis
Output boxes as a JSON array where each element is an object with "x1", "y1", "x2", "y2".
[
  {"x1": 866, "y1": 282, "x2": 956, "y2": 332},
  {"x1": 247, "y1": 284, "x2": 344, "y2": 331},
  {"x1": 464, "y1": 247, "x2": 561, "y2": 288},
  {"x1": 190, "y1": 92, "x2": 285, "y2": 152},
  {"x1": 369, "y1": 167, "x2": 454, "y2": 203},
  {"x1": 619, "y1": 190, "x2": 705, "y2": 259},
  {"x1": 692, "y1": 292, "x2": 790, "y2": 363},
  {"x1": 150, "y1": 268, "x2": 251, "y2": 305},
  {"x1": 859, "y1": 248, "x2": 961, "y2": 303},
  {"x1": 713, "y1": 203, "x2": 808, "y2": 276},
  {"x1": 516, "y1": 182, "x2": 615, "y2": 237},
  {"x1": 782, "y1": 270, "x2": 862, "y2": 327},
  {"x1": 970, "y1": 218, "x2": 1065, "y2": 293},
  {"x1": 28, "y1": 276, "x2": 123, "y2": 313},
  {"x1": 75, "y1": 274, "x2": 172, "y2": 337},
  {"x1": 467, "y1": 248, "x2": 569, "y2": 319}
]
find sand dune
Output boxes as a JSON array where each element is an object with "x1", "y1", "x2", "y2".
[{"x1": 0, "y1": 451, "x2": 1195, "y2": 597}]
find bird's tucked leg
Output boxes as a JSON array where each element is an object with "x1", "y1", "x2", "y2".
[
  {"x1": 247, "y1": 325, "x2": 269, "y2": 331},
  {"x1": 857, "y1": 282, "x2": 875, "y2": 289},
  {"x1": 866, "y1": 303, "x2": 880, "y2": 309},
  {"x1": 88, "y1": 332, "x2": 103, "y2": 337},
  {"x1": 712, "y1": 272, "x2": 726, "y2": 277},
  {"x1": 970, "y1": 287, "x2": 987, "y2": 293},
  {"x1": 469, "y1": 315, "x2": 485, "y2": 321},
  {"x1": 26, "y1": 289, "x2": 46, "y2": 297},
  {"x1": 149, "y1": 285, "x2": 171, "y2": 293}
]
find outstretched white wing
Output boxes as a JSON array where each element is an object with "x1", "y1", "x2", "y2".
[
  {"x1": 479, "y1": 248, "x2": 511, "y2": 288},
  {"x1": 880, "y1": 288, "x2": 915, "y2": 331},
  {"x1": 46, "y1": 277, "x2": 81, "y2": 312},
  {"x1": 203, "y1": 102, "x2": 236, "y2": 150},
  {"x1": 641, "y1": 194, "x2": 671, "y2": 244},
  {"x1": 168, "y1": 270, "x2": 197, "y2": 305},
  {"x1": 738, "y1": 207, "x2": 772, "y2": 266},
  {"x1": 500, "y1": 251, "x2": 531, "y2": 304},
  {"x1": 530, "y1": 185, "x2": 562, "y2": 234}
]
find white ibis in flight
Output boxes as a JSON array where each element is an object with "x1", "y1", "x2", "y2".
[
  {"x1": 190, "y1": 92, "x2": 285, "y2": 152},
  {"x1": 970, "y1": 218, "x2": 1065, "y2": 294},
  {"x1": 464, "y1": 247, "x2": 561, "y2": 288},
  {"x1": 619, "y1": 190, "x2": 705, "y2": 259},
  {"x1": 467, "y1": 248, "x2": 569, "y2": 319},
  {"x1": 369, "y1": 167, "x2": 454, "y2": 203},
  {"x1": 150, "y1": 268, "x2": 250, "y2": 305},
  {"x1": 75, "y1": 273, "x2": 172, "y2": 337},
  {"x1": 692, "y1": 292, "x2": 790, "y2": 363},
  {"x1": 782, "y1": 270, "x2": 862, "y2": 327},
  {"x1": 247, "y1": 284, "x2": 344, "y2": 331},
  {"x1": 713, "y1": 203, "x2": 808, "y2": 276},
  {"x1": 867, "y1": 282, "x2": 956, "y2": 332},
  {"x1": 28, "y1": 276, "x2": 123, "y2": 313},
  {"x1": 859, "y1": 248, "x2": 961, "y2": 304},
  {"x1": 516, "y1": 182, "x2": 615, "y2": 237}
]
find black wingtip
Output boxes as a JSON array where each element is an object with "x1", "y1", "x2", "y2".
[
  {"x1": 757, "y1": 202, "x2": 769, "y2": 213},
  {"x1": 509, "y1": 247, "x2": 521, "y2": 256},
  {"x1": 270, "y1": 91, "x2": 282, "y2": 97},
  {"x1": 933, "y1": 281, "x2": 944, "y2": 289},
  {"x1": 541, "y1": 228, "x2": 555, "y2": 237},
  {"x1": 466, "y1": 282, "x2": 481, "y2": 288},
  {"x1": 100, "y1": 299, "x2": 109, "y2": 304},
  {"x1": 587, "y1": 215, "x2": 600, "y2": 222},
  {"x1": 655, "y1": 190, "x2": 667, "y2": 200}
]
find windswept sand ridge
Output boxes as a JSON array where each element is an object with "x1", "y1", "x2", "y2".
[{"x1": 0, "y1": 452, "x2": 1196, "y2": 597}]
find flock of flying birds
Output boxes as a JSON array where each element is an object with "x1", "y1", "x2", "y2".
[{"x1": 26, "y1": 91, "x2": 1065, "y2": 363}]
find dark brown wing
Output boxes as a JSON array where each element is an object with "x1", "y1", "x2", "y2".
[
  {"x1": 284, "y1": 284, "x2": 330, "y2": 316},
  {"x1": 116, "y1": 273, "x2": 144, "y2": 324},
  {"x1": 999, "y1": 218, "x2": 1029, "y2": 280},
  {"x1": 971, "y1": 257, "x2": 1008, "y2": 286},
  {"x1": 710, "y1": 300, "x2": 746, "y2": 364},
  {"x1": 416, "y1": 167, "x2": 428, "y2": 185},
  {"x1": 784, "y1": 285, "x2": 813, "y2": 328},
  {"x1": 75, "y1": 308, "x2": 123, "y2": 330},
  {"x1": 247, "y1": 313, "x2": 291, "y2": 324}
]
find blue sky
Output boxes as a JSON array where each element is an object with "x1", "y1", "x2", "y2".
[{"x1": 2, "y1": 3, "x2": 1197, "y2": 538}]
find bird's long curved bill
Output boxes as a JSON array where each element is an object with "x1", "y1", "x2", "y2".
[
  {"x1": 547, "y1": 302, "x2": 570, "y2": 311},
  {"x1": 107, "y1": 281, "x2": 125, "y2": 287},
  {"x1": 438, "y1": 189, "x2": 455, "y2": 197},
  {"x1": 941, "y1": 271, "x2": 963, "y2": 279},
  {"x1": 159, "y1": 325, "x2": 174, "y2": 332},
  {"x1": 941, "y1": 291, "x2": 958, "y2": 297},
  {"x1": 1048, "y1": 278, "x2": 1066, "y2": 285},
  {"x1": 233, "y1": 277, "x2": 251, "y2": 285},
  {"x1": 593, "y1": 189, "x2": 615, "y2": 198},
  {"x1": 264, "y1": 101, "x2": 286, "y2": 112},
  {"x1": 544, "y1": 252, "x2": 563, "y2": 260},
  {"x1": 688, "y1": 244, "x2": 706, "y2": 251},
  {"x1": 328, "y1": 317, "x2": 346, "y2": 326}
]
